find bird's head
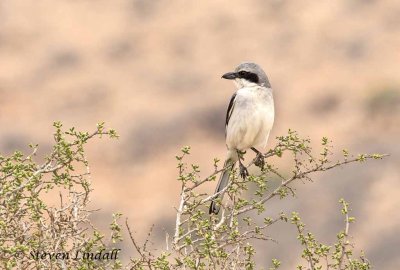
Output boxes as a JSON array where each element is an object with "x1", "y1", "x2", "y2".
[{"x1": 222, "y1": 62, "x2": 271, "y2": 89}]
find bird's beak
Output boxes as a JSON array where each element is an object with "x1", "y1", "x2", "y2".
[{"x1": 221, "y1": 72, "x2": 238, "y2": 80}]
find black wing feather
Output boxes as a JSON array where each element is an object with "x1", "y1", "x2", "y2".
[{"x1": 225, "y1": 92, "x2": 237, "y2": 130}]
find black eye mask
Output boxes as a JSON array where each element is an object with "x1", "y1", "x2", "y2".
[{"x1": 238, "y1": 71, "x2": 259, "y2": 84}]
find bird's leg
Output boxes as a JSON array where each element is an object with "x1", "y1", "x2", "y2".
[
  {"x1": 251, "y1": 147, "x2": 265, "y2": 169},
  {"x1": 236, "y1": 150, "x2": 249, "y2": 179},
  {"x1": 237, "y1": 149, "x2": 246, "y2": 160}
]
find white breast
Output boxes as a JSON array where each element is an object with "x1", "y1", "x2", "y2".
[{"x1": 225, "y1": 86, "x2": 274, "y2": 151}]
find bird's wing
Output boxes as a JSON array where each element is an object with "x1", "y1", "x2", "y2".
[{"x1": 225, "y1": 92, "x2": 237, "y2": 136}]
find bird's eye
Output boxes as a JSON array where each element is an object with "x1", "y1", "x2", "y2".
[{"x1": 239, "y1": 71, "x2": 246, "y2": 76}]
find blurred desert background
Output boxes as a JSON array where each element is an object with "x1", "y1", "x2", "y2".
[{"x1": 0, "y1": 0, "x2": 399, "y2": 268}]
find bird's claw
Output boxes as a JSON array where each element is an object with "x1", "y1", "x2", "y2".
[
  {"x1": 239, "y1": 163, "x2": 249, "y2": 179},
  {"x1": 254, "y1": 153, "x2": 265, "y2": 169}
]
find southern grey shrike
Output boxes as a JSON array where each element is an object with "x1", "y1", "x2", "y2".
[{"x1": 209, "y1": 62, "x2": 275, "y2": 215}]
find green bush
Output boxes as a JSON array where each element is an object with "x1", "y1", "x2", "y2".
[{"x1": 0, "y1": 123, "x2": 385, "y2": 269}]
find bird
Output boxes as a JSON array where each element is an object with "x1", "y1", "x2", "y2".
[{"x1": 209, "y1": 62, "x2": 275, "y2": 215}]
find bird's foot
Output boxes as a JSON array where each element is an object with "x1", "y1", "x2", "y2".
[
  {"x1": 239, "y1": 162, "x2": 249, "y2": 179},
  {"x1": 254, "y1": 153, "x2": 265, "y2": 170}
]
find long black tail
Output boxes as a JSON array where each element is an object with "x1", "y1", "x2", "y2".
[{"x1": 209, "y1": 160, "x2": 235, "y2": 215}]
